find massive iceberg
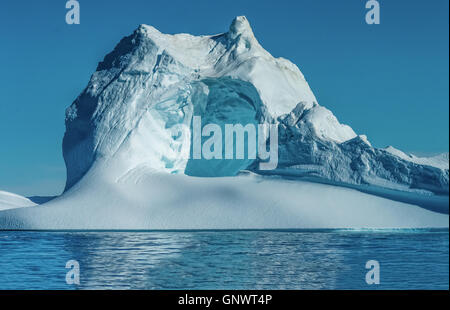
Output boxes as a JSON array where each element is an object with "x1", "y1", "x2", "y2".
[{"x1": 0, "y1": 16, "x2": 448, "y2": 229}]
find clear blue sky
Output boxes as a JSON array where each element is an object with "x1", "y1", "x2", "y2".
[{"x1": 0, "y1": 0, "x2": 448, "y2": 196}]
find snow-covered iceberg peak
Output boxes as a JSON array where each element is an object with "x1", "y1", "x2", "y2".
[
  {"x1": 62, "y1": 16, "x2": 328, "y2": 190},
  {"x1": 62, "y1": 16, "x2": 448, "y2": 206},
  {"x1": 229, "y1": 16, "x2": 253, "y2": 38}
]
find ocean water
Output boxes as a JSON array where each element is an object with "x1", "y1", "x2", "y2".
[{"x1": 0, "y1": 229, "x2": 447, "y2": 290}]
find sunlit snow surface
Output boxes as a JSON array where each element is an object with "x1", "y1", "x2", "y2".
[
  {"x1": 0, "y1": 168, "x2": 447, "y2": 230},
  {"x1": 0, "y1": 191, "x2": 36, "y2": 211}
]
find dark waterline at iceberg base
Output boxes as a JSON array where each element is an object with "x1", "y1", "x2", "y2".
[{"x1": 0, "y1": 229, "x2": 447, "y2": 290}]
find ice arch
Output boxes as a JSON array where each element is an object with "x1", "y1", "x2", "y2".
[{"x1": 185, "y1": 77, "x2": 265, "y2": 177}]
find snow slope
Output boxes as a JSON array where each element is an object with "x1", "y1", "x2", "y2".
[
  {"x1": 0, "y1": 191, "x2": 36, "y2": 211},
  {"x1": 0, "y1": 166, "x2": 446, "y2": 230},
  {"x1": 385, "y1": 146, "x2": 449, "y2": 170},
  {"x1": 0, "y1": 16, "x2": 448, "y2": 230}
]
